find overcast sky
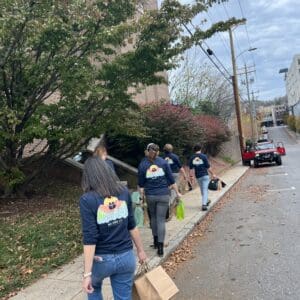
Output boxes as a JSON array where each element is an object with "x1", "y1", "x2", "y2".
[{"x1": 159, "y1": 0, "x2": 300, "y2": 101}]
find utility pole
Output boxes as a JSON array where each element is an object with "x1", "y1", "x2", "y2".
[
  {"x1": 229, "y1": 27, "x2": 244, "y2": 156},
  {"x1": 251, "y1": 91, "x2": 258, "y2": 140}
]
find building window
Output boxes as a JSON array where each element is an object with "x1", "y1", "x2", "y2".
[{"x1": 298, "y1": 59, "x2": 300, "y2": 65}]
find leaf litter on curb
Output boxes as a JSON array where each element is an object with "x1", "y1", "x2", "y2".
[{"x1": 163, "y1": 176, "x2": 245, "y2": 276}]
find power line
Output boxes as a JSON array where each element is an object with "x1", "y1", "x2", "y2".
[
  {"x1": 190, "y1": 22, "x2": 232, "y2": 78},
  {"x1": 236, "y1": 0, "x2": 258, "y2": 85},
  {"x1": 183, "y1": 23, "x2": 248, "y2": 103},
  {"x1": 222, "y1": 2, "x2": 245, "y2": 65},
  {"x1": 206, "y1": 10, "x2": 231, "y2": 58},
  {"x1": 183, "y1": 24, "x2": 232, "y2": 85}
]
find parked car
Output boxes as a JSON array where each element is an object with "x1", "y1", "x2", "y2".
[
  {"x1": 253, "y1": 142, "x2": 282, "y2": 167},
  {"x1": 72, "y1": 150, "x2": 92, "y2": 164},
  {"x1": 241, "y1": 141, "x2": 286, "y2": 167}
]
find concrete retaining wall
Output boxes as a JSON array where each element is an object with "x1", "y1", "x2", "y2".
[{"x1": 218, "y1": 135, "x2": 241, "y2": 163}]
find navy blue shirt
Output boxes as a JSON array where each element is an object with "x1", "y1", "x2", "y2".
[
  {"x1": 189, "y1": 153, "x2": 210, "y2": 178},
  {"x1": 138, "y1": 156, "x2": 175, "y2": 196},
  {"x1": 163, "y1": 152, "x2": 182, "y2": 173},
  {"x1": 79, "y1": 188, "x2": 136, "y2": 254}
]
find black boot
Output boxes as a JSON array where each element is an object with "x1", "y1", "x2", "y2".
[
  {"x1": 150, "y1": 236, "x2": 158, "y2": 249},
  {"x1": 157, "y1": 242, "x2": 164, "y2": 257}
]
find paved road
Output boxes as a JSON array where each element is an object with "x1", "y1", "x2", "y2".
[{"x1": 173, "y1": 126, "x2": 300, "y2": 300}]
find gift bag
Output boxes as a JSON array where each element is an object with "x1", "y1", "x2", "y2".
[
  {"x1": 176, "y1": 199, "x2": 185, "y2": 221},
  {"x1": 134, "y1": 265, "x2": 179, "y2": 300}
]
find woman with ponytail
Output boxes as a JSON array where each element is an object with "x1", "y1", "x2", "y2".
[{"x1": 138, "y1": 143, "x2": 181, "y2": 257}]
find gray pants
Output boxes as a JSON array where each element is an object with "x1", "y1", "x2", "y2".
[{"x1": 146, "y1": 195, "x2": 170, "y2": 243}]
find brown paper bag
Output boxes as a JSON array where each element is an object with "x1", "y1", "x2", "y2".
[{"x1": 134, "y1": 266, "x2": 179, "y2": 300}]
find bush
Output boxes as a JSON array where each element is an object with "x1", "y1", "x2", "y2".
[
  {"x1": 107, "y1": 102, "x2": 232, "y2": 164},
  {"x1": 193, "y1": 115, "x2": 231, "y2": 156},
  {"x1": 287, "y1": 115, "x2": 296, "y2": 131},
  {"x1": 296, "y1": 117, "x2": 300, "y2": 133},
  {"x1": 142, "y1": 103, "x2": 204, "y2": 156}
]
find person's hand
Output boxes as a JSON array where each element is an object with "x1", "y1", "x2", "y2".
[
  {"x1": 137, "y1": 250, "x2": 147, "y2": 264},
  {"x1": 177, "y1": 192, "x2": 182, "y2": 198},
  {"x1": 82, "y1": 276, "x2": 94, "y2": 294},
  {"x1": 212, "y1": 174, "x2": 217, "y2": 179},
  {"x1": 189, "y1": 176, "x2": 194, "y2": 183}
]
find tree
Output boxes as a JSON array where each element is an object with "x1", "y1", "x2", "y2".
[
  {"x1": 169, "y1": 57, "x2": 234, "y2": 122},
  {"x1": 0, "y1": 0, "x2": 242, "y2": 196}
]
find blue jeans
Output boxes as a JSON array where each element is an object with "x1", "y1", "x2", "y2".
[
  {"x1": 196, "y1": 175, "x2": 210, "y2": 206},
  {"x1": 88, "y1": 249, "x2": 136, "y2": 300}
]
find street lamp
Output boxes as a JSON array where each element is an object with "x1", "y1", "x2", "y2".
[{"x1": 236, "y1": 47, "x2": 257, "y2": 60}]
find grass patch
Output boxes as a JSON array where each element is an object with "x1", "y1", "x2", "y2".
[
  {"x1": 0, "y1": 183, "x2": 82, "y2": 299},
  {"x1": 221, "y1": 156, "x2": 236, "y2": 165}
]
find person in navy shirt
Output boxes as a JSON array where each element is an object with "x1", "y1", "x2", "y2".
[
  {"x1": 189, "y1": 144, "x2": 216, "y2": 211},
  {"x1": 80, "y1": 157, "x2": 147, "y2": 300},
  {"x1": 163, "y1": 143, "x2": 189, "y2": 192},
  {"x1": 138, "y1": 143, "x2": 181, "y2": 257}
]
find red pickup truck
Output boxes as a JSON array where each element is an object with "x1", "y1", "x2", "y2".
[{"x1": 242, "y1": 141, "x2": 286, "y2": 167}]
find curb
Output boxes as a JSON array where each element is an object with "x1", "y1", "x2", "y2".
[{"x1": 146, "y1": 166, "x2": 250, "y2": 269}]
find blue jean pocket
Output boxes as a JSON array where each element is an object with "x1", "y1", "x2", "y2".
[
  {"x1": 116, "y1": 250, "x2": 136, "y2": 273},
  {"x1": 92, "y1": 255, "x2": 114, "y2": 283}
]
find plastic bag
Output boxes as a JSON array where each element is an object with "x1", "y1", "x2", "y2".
[
  {"x1": 176, "y1": 199, "x2": 185, "y2": 221},
  {"x1": 131, "y1": 191, "x2": 141, "y2": 205},
  {"x1": 134, "y1": 205, "x2": 144, "y2": 228}
]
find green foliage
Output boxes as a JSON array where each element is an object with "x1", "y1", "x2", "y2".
[
  {"x1": 194, "y1": 100, "x2": 220, "y2": 116},
  {"x1": 0, "y1": 0, "x2": 242, "y2": 195},
  {"x1": 245, "y1": 139, "x2": 253, "y2": 147},
  {"x1": 0, "y1": 167, "x2": 25, "y2": 192}
]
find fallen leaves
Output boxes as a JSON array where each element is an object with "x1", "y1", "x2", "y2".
[
  {"x1": 163, "y1": 172, "x2": 246, "y2": 276},
  {"x1": 22, "y1": 268, "x2": 34, "y2": 276}
]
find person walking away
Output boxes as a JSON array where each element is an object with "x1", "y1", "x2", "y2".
[
  {"x1": 94, "y1": 144, "x2": 115, "y2": 172},
  {"x1": 189, "y1": 144, "x2": 216, "y2": 211},
  {"x1": 138, "y1": 143, "x2": 181, "y2": 257},
  {"x1": 79, "y1": 157, "x2": 147, "y2": 300},
  {"x1": 163, "y1": 143, "x2": 189, "y2": 197}
]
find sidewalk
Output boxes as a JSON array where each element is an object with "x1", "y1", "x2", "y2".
[{"x1": 11, "y1": 164, "x2": 248, "y2": 300}]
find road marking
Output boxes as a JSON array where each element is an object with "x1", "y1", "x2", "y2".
[
  {"x1": 267, "y1": 173, "x2": 288, "y2": 176},
  {"x1": 267, "y1": 187, "x2": 296, "y2": 192}
]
